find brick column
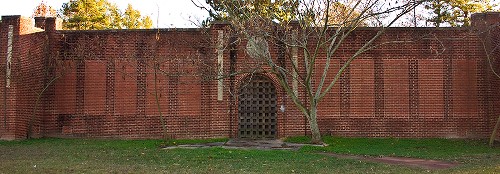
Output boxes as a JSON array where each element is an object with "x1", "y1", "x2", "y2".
[
  {"x1": 41, "y1": 17, "x2": 61, "y2": 136},
  {"x1": 210, "y1": 22, "x2": 229, "y2": 137},
  {"x1": 471, "y1": 12, "x2": 500, "y2": 139},
  {"x1": 0, "y1": 16, "x2": 21, "y2": 140}
]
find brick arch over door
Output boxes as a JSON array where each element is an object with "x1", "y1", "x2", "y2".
[{"x1": 238, "y1": 74, "x2": 278, "y2": 139}]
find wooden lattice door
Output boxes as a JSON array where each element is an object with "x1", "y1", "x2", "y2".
[{"x1": 238, "y1": 75, "x2": 277, "y2": 139}]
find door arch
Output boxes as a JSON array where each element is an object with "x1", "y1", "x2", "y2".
[{"x1": 238, "y1": 74, "x2": 277, "y2": 139}]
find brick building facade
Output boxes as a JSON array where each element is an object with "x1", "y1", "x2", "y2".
[{"x1": 0, "y1": 13, "x2": 499, "y2": 140}]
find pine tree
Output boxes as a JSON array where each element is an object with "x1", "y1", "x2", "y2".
[
  {"x1": 199, "y1": 0, "x2": 299, "y2": 27},
  {"x1": 61, "y1": 0, "x2": 153, "y2": 30}
]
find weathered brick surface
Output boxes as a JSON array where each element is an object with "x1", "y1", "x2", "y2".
[
  {"x1": 1, "y1": 14, "x2": 499, "y2": 140},
  {"x1": 0, "y1": 16, "x2": 46, "y2": 139}
]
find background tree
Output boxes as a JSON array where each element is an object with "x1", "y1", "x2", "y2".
[
  {"x1": 425, "y1": 0, "x2": 496, "y2": 27},
  {"x1": 33, "y1": 1, "x2": 57, "y2": 17},
  {"x1": 61, "y1": 0, "x2": 113, "y2": 30},
  {"x1": 123, "y1": 4, "x2": 153, "y2": 29},
  {"x1": 325, "y1": 1, "x2": 371, "y2": 26},
  {"x1": 61, "y1": 0, "x2": 153, "y2": 30},
  {"x1": 198, "y1": 0, "x2": 423, "y2": 143},
  {"x1": 195, "y1": 0, "x2": 299, "y2": 27},
  {"x1": 142, "y1": 16, "x2": 153, "y2": 29},
  {"x1": 109, "y1": 4, "x2": 123, "y2": 29}
]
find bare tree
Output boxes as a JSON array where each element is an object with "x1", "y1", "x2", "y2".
[
  {"x1": 487, "y1": 48, "x2": 500, "y2": 146},
  {"x1": 196, "y1": 0, "x2": 425, "y2": 144}
]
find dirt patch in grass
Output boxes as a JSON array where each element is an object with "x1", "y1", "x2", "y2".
[
  {"x1": 162, "y1": 139, "x2": 322, "y2": 150},
  {"x1": 319, "y1": 152, "x2": 460, "y2": 170}
]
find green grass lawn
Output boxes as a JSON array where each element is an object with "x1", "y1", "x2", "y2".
[{"x1": 0, "y1": 137, "x2": 498, "y2": 174}]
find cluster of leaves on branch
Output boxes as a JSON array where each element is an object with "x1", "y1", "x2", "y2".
[
  {"x1": 425, "y1": 0, "x2": 496, "y2": 27},
  {"x1": 61, "y1": 0, "x2": 153, "y2": 30}
]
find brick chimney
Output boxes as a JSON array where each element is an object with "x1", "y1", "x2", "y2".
[{"x1": 34, "y1": 17, "x2": 62, "y2": 31}]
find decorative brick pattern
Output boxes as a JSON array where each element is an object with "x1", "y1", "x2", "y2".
[
  {"x1": 76, "y1": 60, "x2": 85, "y2": 115},
  {"x1": 340, "y1": 60, "x2": 351, "y2": 118},
  {"x1": 374, "y1": 57, "x2": 384, "y2": 118},
  {"x1": 105, "y1": 60, "x2": 115, "y2": 114},
  {"x1": 136, "y1": 57, "x2": 146, "y2": 117},
  {"x1": 409, "y1": 59, "x2": 419, "y2": 118},
  {"x1": 443, "y1": 57, "x2": 453, "y2": 119}
]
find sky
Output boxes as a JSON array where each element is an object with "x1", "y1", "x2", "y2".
[{"x1": 0, "y1": 0, "x2": 210, "y2": 28}]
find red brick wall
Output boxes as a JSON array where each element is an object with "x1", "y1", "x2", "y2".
[
  {"x1": 41, "y1": 29, "x2": 224, "y2": 139},
  {"x1": 219, "y1": 25, "x2": 494, "y2": 138},
  {"x1": 1, "y1": 14, "x2": 499, "y2": 140},
  {"x1": 256, "y1": 27, "x2": 492, "y2": 138}
]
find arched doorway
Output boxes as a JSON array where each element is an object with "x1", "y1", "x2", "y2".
[{"x1": 238, "y1": 74, "x2": 277, "y2": 139}]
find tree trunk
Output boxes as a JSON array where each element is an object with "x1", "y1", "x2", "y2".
[
  {"x1": 489, "y1": 114, "x2": 500, "y2": 147},
  {"x1": 309, "y1": 106, "x2": 322, "y2": 144}
]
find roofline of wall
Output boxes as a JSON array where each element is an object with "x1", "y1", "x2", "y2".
[
  {"x1": 54, "y1": 27, "x2": 471, "y2": 33},
  {"x1": 57, "y1": 28, "x2": 207, "y2": 33},
  {"x1": 0, "y1": 15, "x2": 480, "y2": 33}
]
